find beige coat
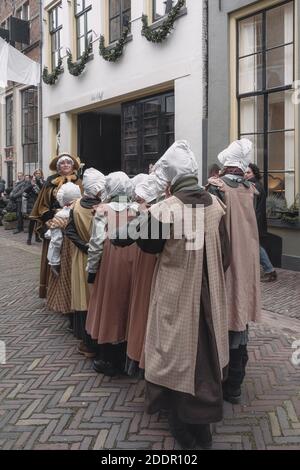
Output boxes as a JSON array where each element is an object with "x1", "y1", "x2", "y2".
[
  {"x1": 71, "y1": 199, "x2": 93, "y2": 312},
  {"x1": 145, "y1": 195, "x2": 229, "y2": 397},
  {"x1": 210, "y1": 178, "x2": 261, "y2": 331}
]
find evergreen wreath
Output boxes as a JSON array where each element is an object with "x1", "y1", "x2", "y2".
[
  {"x1": 66, "y1": 40, "x2": 93, "y2": 76},
  {"x1": 141, "y1": 0, "x2": 185, "y2": 43},
  {"x1": 99, "y1": 27, "x2": 129, "y2": 62},
  {"x1": 42, "y1": 57, "x2": 63, "y2": 85}
]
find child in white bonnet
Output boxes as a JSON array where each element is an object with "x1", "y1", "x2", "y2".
[{"x1": 45, "y1": 182, "x2": 81, "y2": 276}]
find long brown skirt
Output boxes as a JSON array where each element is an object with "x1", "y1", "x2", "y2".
[
  {"x1": 126, "y1": 250, "x2": 157, "y2": 368},
  {"x1": 86, "y1": 239, "x2": 138, "y2": 344},
  {"x1": 145, "y1": 252, "x2": 223, "y2": 425},
  {"x1": 47, "y1": 236, "x2": 73, "y2": 314},
  {"x1": 39, "y1": 239, "x2": 50, "y2": 299}
]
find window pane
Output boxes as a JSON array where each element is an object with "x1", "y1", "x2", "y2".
[
  {"x1": 268, "y1": 131, "x2": 294, "y2": 172},
  {"x1": 124, "y1": 159, "x2": 139, "y2": 175},
  {"x1": 266, "y1": 44, "x2": 294, "y2": 89},
  {"x1": 122, "y1": 10, "x2": 131, "y2": 30},
  {"x1": 166, "y1": 95, "x2": 175, "y2": 113},
  {"x1": 54, "y1": 51, "x2": 60, "y2": 68},
  {"x1": 154, "y1": 0, "x2": 173, "y2": 20},
  {"x1": 78, "y1": 36, "x2": 85, "y2": 56},
  {"x1": 144, "y1": 136, "x2": 159, "y2": 153},
  {"x1": 268, "y1": 172, "x2": 294, "y2": 206},
  {"x1": 239, "y1": 53, "x2": 263, "y2": 94},
  {"x1": 124, "y1": 121, "x2": 137, "y2": 138},
  {"x1": 23, "y1": 2, "x2": 29, "y2": 21},
  {"x1": 110, "y1": 16, "x2": 120, "y2": 42},
  {"x1": 49, "y1": 9, "x2": 55, "y2": 31},
  {"x1": 239, "y1": 14, "x2": 262, "y2": 57},
  {"x1": 165, "y1": 133, "x2": 175, "y2": 149},
  {"x1": 267, "y1": 2, "x2": 294, "y2": 49},
  {"x1": 75, "y1": 0, "x2": 84, "y2": 14},
  {"x1": 77, "y1": 14, "x2": 85, "y2": 37},
  {"x1": 124, "y1": 104, "x2": 137, "y2": 119},
  {"x1": 164, "y1": 115, "x2": 174, "y2": 133},
  {"x1": 143, "y1": 100, "x2": 161, "y2": 115},
  {"x1": 268, "y1": 90, "x2": 294, "y2": 131},
  {"x1": 240, "y1": 95, "x2": 264, "y2": 134},
  {"x1": 123, "y1": 0, "x2": 131, "y2": 12},
  {"x1": 268, "y1": 172, "x2": 286, "y2": 198},
  {"x1": 110, "y1": 0, "x2": 120, "y2": 18},
  {"x1": 57, "y1": 4, "x2": 63, "y2": 27},
  {"x1": 144, "y1": 117, "x2": 159, "y2": 136},
  {"x1": 125, "y1": 139, "x2": 137, "y2": 154},
  {"x1": 240, "y1": 134, "x2": 264, "y2": 170}
]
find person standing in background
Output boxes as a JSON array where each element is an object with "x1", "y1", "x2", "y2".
[{"x1": 245, "y1": 163, "x2": 277, "y2": 282}]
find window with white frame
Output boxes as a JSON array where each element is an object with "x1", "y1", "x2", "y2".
[
  {"x1": 22, "y1": 88, "x2": 38, "y2": 175},
  {"x1": 153, "y1": 0, "x2": 174, "y2": 21},
  {"x1": 109, "y1": 0, "x2": 131, "y2": 44},
  {"x1": 237, "y1": 1, "x2": 295, "y2": 206},
  {"x1": 75, "y1": 0, "x2": 92, "y2": 58},
  {"x1": 49, "y1": 3, "x2": 63, "y2": 70}
]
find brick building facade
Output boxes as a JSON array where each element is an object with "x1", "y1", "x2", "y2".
[{"x1": 0, "y1": 0, "x2": 41, "y2": 186}]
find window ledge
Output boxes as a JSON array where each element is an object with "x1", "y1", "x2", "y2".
[
  {"x1": 268, "y1": 218, "x2": 300, "y2": 230},
  {"x1": 107, "y1": 33, "x2": 133, "y2": 50},
  {"x1": 150, "y1": 7, "x2": 187, "y2": 30}
]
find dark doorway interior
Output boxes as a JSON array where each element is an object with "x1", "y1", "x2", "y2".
[{"x1": 78, "y1": 110, "x2": 121, "y2": 174}]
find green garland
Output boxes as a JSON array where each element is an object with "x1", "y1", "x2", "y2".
[
  {"x1": 99, "y1": 28, "x2": 129, "y2": 62},
  {"x1": 141, "y1": 0, "x2": 185, "y2": 43},
  {"x1": 66, "y1": 41, "x2": 93, "y2": 76},
  {"x1": 42, "y1": 57, "x2": 63, "y2": 85}
]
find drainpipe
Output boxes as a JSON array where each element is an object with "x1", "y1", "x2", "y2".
[
  {"x1": 202, "y1": 0, "x2": 209, "y2": 184},
  {"x1": 38, "y1": 0, "x2": 43, "y2": 171}
]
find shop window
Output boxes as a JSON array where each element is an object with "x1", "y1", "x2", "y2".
[{"x1": 237, "y1": 1, "x2": 295, "y2": 206}]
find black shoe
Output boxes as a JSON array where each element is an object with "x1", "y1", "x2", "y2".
[
  {"x1": 188, "y1": 424, "x2": 212, "y2": 449},
  {"x1": 222, "y1": 384, "x2": 241, "y2": 404},
  {"x1": 26, "y1": 239, "x2": 32, "y2": 245},
  {"x1": 93, "y1": 358, "x2": 121, "y2": 377},
  {"x1": 261, "y1": 271, "x2": 277, "y2": 283},
  {"x1": 168, "y1": 412, "x2": 197, "y2": 450},
  {"x1": 35, "y1": 236, "x2": 42, "y2": 243},
  {"x1": 13, "y1": 230, "x2": 22, "y2": 234}
]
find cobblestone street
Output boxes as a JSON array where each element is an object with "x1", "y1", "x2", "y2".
[{"x1": 0, "y1": 227, "x2": 300, "y2": 450}]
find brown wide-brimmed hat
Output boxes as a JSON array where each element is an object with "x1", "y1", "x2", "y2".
[{"x1": 49, "y1": 153, "x2": 80, "y2": 172}]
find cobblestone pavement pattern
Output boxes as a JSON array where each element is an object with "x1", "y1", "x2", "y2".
[{"x1": 0, "y1": 228, "x2": 300, "y2": 450}]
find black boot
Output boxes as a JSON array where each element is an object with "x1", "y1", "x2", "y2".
[
  {"x1": 93, "y1": 344, "x2": 124, "y2": 377},
  {"x1": 168, "y1": 411, "x2": 197, "y2": 450},
  {"x1": 188, "y1": 423, "x2": 212, "y2": 449},
  {"x1": 223, "y1": 345, "x2": 248, "y2": 404}
]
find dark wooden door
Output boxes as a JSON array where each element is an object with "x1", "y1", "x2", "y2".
[{"x1": 122, "y1": 91, "x2": 174, "y2": 176}]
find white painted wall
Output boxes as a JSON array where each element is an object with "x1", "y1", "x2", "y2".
[{"x1": 42, "y1": 0, "x2": 204, "y2": 177}]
